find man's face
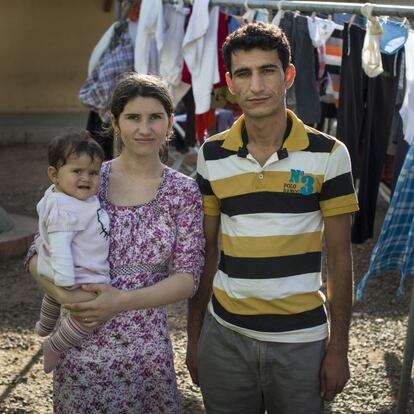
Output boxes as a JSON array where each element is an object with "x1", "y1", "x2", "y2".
[{"x1": 226, "y1": 48, "x2": 295, "y2": 119}]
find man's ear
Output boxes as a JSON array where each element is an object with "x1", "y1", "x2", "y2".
[
  {"x1": 285, "y1": 64, "x2": 296, "y2": 89},
  {"x1": 47, "y1": 166, "x2": 58, "y2": 184},
  {"x1": 225, "y1": 72, "x2": 236, "y2": 95}
]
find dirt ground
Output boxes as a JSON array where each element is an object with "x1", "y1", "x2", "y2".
[{"x1": 0, "y1": 143, "x2": 413, "y2": 413}]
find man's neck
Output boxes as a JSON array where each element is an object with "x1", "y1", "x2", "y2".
[{"x1": 244, "y1": 110, "x2": 288, "y2": 151}]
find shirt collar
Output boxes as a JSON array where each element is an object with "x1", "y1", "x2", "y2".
[{"x1": 221, "y1": 109, "x2": 310, "y2": 154}]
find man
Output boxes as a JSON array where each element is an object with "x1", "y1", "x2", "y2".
[{"x1": 186, "y1": 22, "x2": 359, "y2": 414}]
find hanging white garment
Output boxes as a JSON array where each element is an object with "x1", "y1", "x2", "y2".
[
  {"x1": 400, "y1": 29, "x2": 414, "y2": 145},
  {"x1": 307, "y1": 16, "x2": 343, "y2": 48},
  {"x1": 88, "y1": 23, "x2": 117, "y2": 75},
  {"x1": 182, "y1": 0, "x2": 220, "y2": 114},
  {"x1": 159, "y1": 4, "x2": 190, "y2": 106},
  {"x1": 361, "y1": 4, "x2": 384, "y2": 78},
  {"x1": 134, "y1": 0, "x2": 164, "y2": 74}
]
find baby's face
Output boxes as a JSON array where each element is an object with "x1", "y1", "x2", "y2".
[{"x1": 53, "y1": 153, "x2": 101, "y2": 200}]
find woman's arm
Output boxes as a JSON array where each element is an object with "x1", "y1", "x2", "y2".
[
  {"x1": 64, "y1": 272, "x2": 194, "y2": 327},
  {"x1": 29, "y1": 256, "x2": 97, "y2": 304}
]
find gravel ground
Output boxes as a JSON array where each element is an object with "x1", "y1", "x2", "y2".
[{"x1": 0, "y1": 143, "x2": 413, "y2": 413}]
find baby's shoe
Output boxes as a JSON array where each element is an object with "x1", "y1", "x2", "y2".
[{"x1": 42, "y1": 338, "x2": 61, "y2": 373}]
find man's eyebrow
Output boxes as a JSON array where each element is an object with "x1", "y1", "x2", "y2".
[
  {"x1": 233, "y1": 64, "x2": 280, "y2": 76},
  {"x1": 232, "y1": 67, "x2": 251, "y2": 76}
]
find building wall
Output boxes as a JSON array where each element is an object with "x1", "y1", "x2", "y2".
[{"x1": 0, "y1": 0, "x2": 115, "y2": 112}]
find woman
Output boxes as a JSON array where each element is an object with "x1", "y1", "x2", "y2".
[{"x1": 26, "y1": 73, "x2": 205, "y2": 413}]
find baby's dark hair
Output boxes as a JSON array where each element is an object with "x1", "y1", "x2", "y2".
[{"x1": 48, "y1": 130, "x2": 104, "y2": 169}]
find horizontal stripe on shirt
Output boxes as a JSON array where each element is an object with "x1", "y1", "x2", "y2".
[
  {"x1": 221, "y1": 211, "x2": 323, "y2": 237},
  {"x1": 213, "y1": 270, "x2": 323, "y2": 300},
  {"x1": 320, "y1": 172, "x2": 356, "y2": 201},
  {"x1": 211, "y1": 294, "x2": 327, "y2": 333},
  {"x1": 220, "y1": 192, "x2": 321, "y2": 216},
  {"x1": 210, "y1": 171, "x2": 324, "y2": 199},
  {"x1": 212, "y1": 286, "x2": 325, "y2": 315},
  {"x1": 221, "y1": 231, "x2": 322, "y2": 258},
  {"x1": 218, "y1": 251, "x2": 322, "y2": 279}
]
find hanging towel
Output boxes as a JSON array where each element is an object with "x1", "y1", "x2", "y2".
[
  {"x1": 134, "y1": 0, "x2": 164, "y2": 74},
  {"x1": 182, "y1": 0, "x2": 220, "y2": 114},
  {"x1": 356, "y1": 142, "x2": 414, "y2": 299},
  {"x1": 361, "y1": 4, "x2": 384, "y2": 78},
  {"x1": 400, "y1": 29, "x2": 414, "y2": 145}
]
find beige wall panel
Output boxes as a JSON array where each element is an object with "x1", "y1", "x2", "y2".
[{"x1": 0, "y1": 0, "x2": 115, "y2": 112}]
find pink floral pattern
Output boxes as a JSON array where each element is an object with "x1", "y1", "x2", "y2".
[{"x1": 52, "y1": 162, "x2": 205, "y2": 413}]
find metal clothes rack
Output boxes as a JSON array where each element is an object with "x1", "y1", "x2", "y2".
[{"x1": 167, "y1": 0, "x2": 414, "y2": 18}]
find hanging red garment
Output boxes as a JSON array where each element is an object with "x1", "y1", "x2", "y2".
[
  {"x1": 128, "y1": 1, "x2": 141, "y2": 22},
  {"x1": 195, "y1": 108, "x2": 216, "y2": 141}
]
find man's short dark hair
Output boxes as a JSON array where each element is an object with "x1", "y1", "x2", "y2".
[{"x1": 223, "y1": 22, "x2": 291, "y2": 74}]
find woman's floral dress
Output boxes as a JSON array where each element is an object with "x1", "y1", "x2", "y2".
[{"x1": 53, "y1": 162, "x2": 205, "y2": 413}]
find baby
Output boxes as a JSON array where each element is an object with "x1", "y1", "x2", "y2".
[{"x1": 34, "y1": 130, "x2": 110, "y2": 373}]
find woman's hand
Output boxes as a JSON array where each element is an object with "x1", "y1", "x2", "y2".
[{"x1": 63, "y1": 284, "x2": 125, "y2": 328}]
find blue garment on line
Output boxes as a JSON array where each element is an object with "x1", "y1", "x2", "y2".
[
  {"x1": 356, "y1": 143, "x2": 414, "y2": 300},
  {"x1": 380, "y1": 19, "x2": 408, "y2": 55}
]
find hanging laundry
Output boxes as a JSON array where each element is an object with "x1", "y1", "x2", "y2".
[
  {"x1": 134, "y1": 0, "x2": 164, "y2": 75},
  {"x1": 307, "y1": 16, "x2": 343, "y2": 48},
  {"x1": 380, "y1": 18, "x2": 408, "y2": 55},
  {"x1": 182, "y1": 0, "x2": 220, "y2": 115},
  {"x1": 337, "y1": 23, "x2": 403, "y2": 243},
  {"x1": 79, "y1": 24, "x2": 134, "y2": 122},
  {"x1": 87, "y1": 22, "x2": 117, "y2": 76},
  {"x1": 322, "y1": 28, "x2": 343, "y2": 106},
  {"x1": 159, "y1": 3, "x2": 190, "y2": 107},
  {"x1": 400, "y1": 29, "x2": 414, "y2": 146},
  {"x1": 271, "y1": 3, "x2": 284, "y2": 28},
  {"x1": 356, "y1": 142, "x2": 414, "y2": 299},
  {"x1": 361, "y1": 4, "x2": 384, "y2": 78},
  {"x1": 280, "y1": 12, "x2": 321, "y2": 124}
]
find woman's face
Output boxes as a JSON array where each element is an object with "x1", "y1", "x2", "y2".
[{"x1": 115, "y1": 95, "x2": 172, "y2": 159}]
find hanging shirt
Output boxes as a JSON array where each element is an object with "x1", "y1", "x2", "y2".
[
  {"x1": 400, "y1": 29, "x2": 414, "y2": 145},
  {"x1": 159, "y1": 4, "x2": 191, "y2": 106},
  {"x1": 88, "y1": 22, "x2": 117, "y2": 76},
  {"x1": 182, "y1": 0, "x2": 220, "y2": 114},
  {"x1": 134, "y1": 0, "x2": 164, "y2": 74},
  {"x1": 356, "y1": 142, "x2": 414, "y2": 299}
]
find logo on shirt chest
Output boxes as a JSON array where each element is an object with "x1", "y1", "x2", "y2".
[{"x1": 284, "y1": 169, "x2": 315, "y2": 195}]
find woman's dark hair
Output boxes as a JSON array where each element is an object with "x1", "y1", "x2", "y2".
[
  {"x1": 223, "y1": 22, "x2": 292, "y2": 74},
  {"x1": 48, "y1": 130, "x2": 104, "y2": 169},
  {"x1": 110, "y1": 73, "x2": 174, "y2": 162}
]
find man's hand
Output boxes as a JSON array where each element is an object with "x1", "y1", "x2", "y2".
[
  {"x1": 63, "y1": 284, "x2": 124, "y2": 328},
  {"x1": 320, "y1": 348, "x2": 350, "y2": 401},
  {"x1": 186, "y1": 336, "x2": 200, "y2": 386}
]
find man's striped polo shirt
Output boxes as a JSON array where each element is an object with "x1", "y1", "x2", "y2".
[{"x1": 197, "y1": 109, "x2": 359, "y2": 343}]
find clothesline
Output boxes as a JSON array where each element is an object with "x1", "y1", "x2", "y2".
[{"x1": 163, "y1": 0, "x2": 414, "y2": 18}]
